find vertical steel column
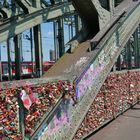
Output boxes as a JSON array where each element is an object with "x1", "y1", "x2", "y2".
[
  {"x1": 138, "y1": 25, "x2": 140, "y2": 67},
  {"x1": 124, "y1": 46, "x2": 127, "y2": 69},
  {"x1": 11, "y1": 0, "x2": 16, "y2": 11},
  {"x1": 116, "y1": 55, "x2": 121, "y2": 70},
  {"x1": 78, "y1": 16, "x2": 82, "y2": 31},
  {"x1": 14, "y1": 35, "x2": 21, "y2": 80},
  {"x1": 20, "y1": 34, "x2": 23, "y2": 63},
  {"x1": 113, "y1": 64, "x2": 116, "y2": 71},
  {"x1": 34, "y1": 0, "x2": 41, "y2": 8},
  {"x1": 17, "y1": 93, "x2": 25, "y2": 138},
  {"x1": 30, "y1": 28, "x2": 34, "y2": 75},
  {"x1": 109, "y1": 0, "x2": 115, "y2": 17},
  {"x1": 70, "y1": 16, "x2": 73, "y2": 38},
  {"x1": 133, "y1": 28, "x2": 139, "y2": 68},
  {"x1": 53, "y1": 21, "x2": 58, "y2": 61},
  {"x1": 126, "y1": 39, "x2": 132, "y2": 69},
  {"x1": 7, "y1": 39, "x2": 12, "y2": 80},
  {"x1": 58, "y1": 19, "x2": 64, "y2": 58},
  {"x1": 0, "y1": 46, "x2": 2, "y2": 81},
  {"x1": 74, "y1": 15, "x2": 81, "y2": 35},
  {"x1": 68, "y1": 23, "x2": 71, "y2": 40},
  {"x1": 74, "y1": 15, "x2": 79, "y2": 35},
  {"x1": 3, "y1": 0, "x2": 8, "y2": 7},
  {"x1": 33, "y1": 25, "x2": 43, "y2": 77}
]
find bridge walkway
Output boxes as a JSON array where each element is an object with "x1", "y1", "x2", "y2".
[{"x1": 88, "y1": 104, "x2": 140, "y2": 140}]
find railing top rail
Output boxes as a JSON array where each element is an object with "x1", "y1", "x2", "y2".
[
  {"x1": 0, "y1": 74, "x2": 73, "y2": 90},
  {"x1": 110, "y1": 68, "x2": 140, "y2": 75}
]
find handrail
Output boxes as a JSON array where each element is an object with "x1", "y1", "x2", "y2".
[
  {"x1": 0, "y1": 74, "x2": 73, "y2": 90},
  {"x1": 30, "y1": 96, "x2": 63, "y2": 140}
]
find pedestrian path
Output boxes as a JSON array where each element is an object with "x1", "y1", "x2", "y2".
[{"x1": 88, "y1": 103, "x2": 140, "y2": 140}]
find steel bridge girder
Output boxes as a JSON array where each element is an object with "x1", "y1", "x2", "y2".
[{"x1": 0, "y1": 2, "x2": 75, "y2": 43}]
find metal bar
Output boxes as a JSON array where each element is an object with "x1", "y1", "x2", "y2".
[
  {"x1": 133, "y1": 28, "x2": 139, "y2": 68},
  {"x1": 53, "y1": 21, "x2": 58, "y2": 61},
  {"x1": 14, "y1": 34, "x2": 21, "y2": 80},
  {"x1": 68, "y1": 23, "x2": 71, "y2": 40},
  {"x1": 14, "y1": 0, "x2": 29, "y2": 14},
  {"x1": 138, "y1": 24, "x2": 140, "y2": 68},
  {"x1": 30, "y1": 28, "x2": 34, "y2": 76},
  {"x1": 109, "y1": 0, "x2": 115, "y2": 16},
  {"x1": 74, "y1": 15, "x2": 79, "y2": 34},
  {"x1": 7, "y1": 39, "x2": 12, "y2": 80},
  {"x1": 116, "y1": 55, "x2": 121, "y2": 71},
  {"x1": 30, "y1": 96, "x2": 63, "y2": 140},
  {"x1": 33, "y1": 25, "x2": 43, "y2": 78},
  {"x1": 70, "y1": 16, "x2": 73, "y2": 38},
  {"x1": 0, "y1": 45, "x2": 2, "y2": 82},
  {"x1": 17, "y1": 92, "x2": 25, "y2": 138},
  {"x1": 127, "y1": 39, "x2": 132, "y2": 69},
  {"x1": 58, "y1": 19, "x2": 64, "y2": 57}
]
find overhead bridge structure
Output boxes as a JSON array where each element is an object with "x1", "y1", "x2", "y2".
[
  {"x1": 0, "y1": 2, "x2": 75, "y2": 42},
  {"x1": 0, "y1": 0, "x2": 140, "y2": 140}
]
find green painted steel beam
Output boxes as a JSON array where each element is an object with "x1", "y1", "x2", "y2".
[
  {"x1": 14, "y1": 0, "x2": 30, "y2": 14},
  {"x1": 7, "y1": 39, "x2": 12, "y2": 80},
  {"x1": 33, "y1": 25, "x2": 43, "y2": 78},
  {"x1": 126, "y1": 39, "x2": 132, "y2": 69},
  {"x1": 133, "y1": 28, "x2": 140, "y2": 68},
  {"x1": 116, "y1": 55, "x2": 121, "y2": 70},
  {"x1": 14, "y1": 34, "x2": 21, "y2": 80},
  {"x1": 58, "y1": 19, "x2": 65, "y2": 58},
  {"x1": 0, "y1": 2, "x2": 75, "y2": 43}
]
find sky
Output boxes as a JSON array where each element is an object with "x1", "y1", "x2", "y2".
[{"x1": 0, "y1": 21, "x2": 74, "y2": 62}]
